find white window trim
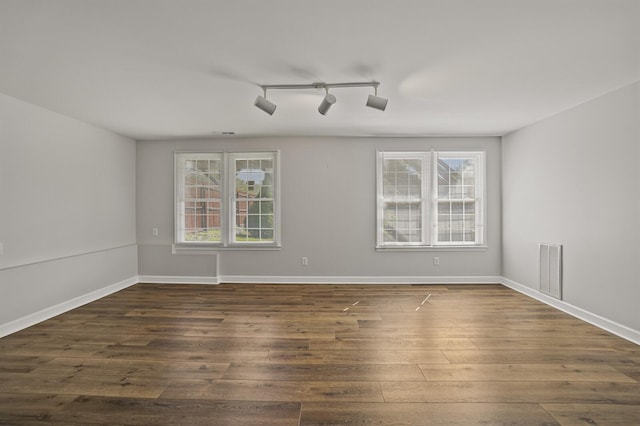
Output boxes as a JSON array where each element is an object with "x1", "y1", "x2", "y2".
[
  {"x1": 174, "y1": 151, "x2": 281, "y2": 249},
  {"x1": 376, "y1": 149, "x2": 486, "y2": 249}
]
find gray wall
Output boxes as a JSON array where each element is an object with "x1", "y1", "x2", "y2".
[
  {"x1": 502, "y1": 81, "x2": 640, "y2": 331},
  {"x1": 137, "y1": 136, "x2": 502, "y2": 281},
  {"x1": 0, "y1": 93, "x2": 138, "y2": 329}
]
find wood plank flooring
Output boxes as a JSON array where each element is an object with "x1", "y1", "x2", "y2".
[{"x1": 0, "y1": 283, "x2": 639, "y2": 425}]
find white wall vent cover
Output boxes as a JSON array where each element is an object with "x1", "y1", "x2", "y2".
[{"x1": 539, "y1": 243, "x2": 562, "y2": 300}]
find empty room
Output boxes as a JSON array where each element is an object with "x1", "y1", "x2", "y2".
[{"x1": 1, "y1": 1, "x2": 639, "y2": 424}]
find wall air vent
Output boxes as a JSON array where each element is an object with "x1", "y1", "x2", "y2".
[{"x1": 539, "y1": 243, "x2": 562, "y2": 300}]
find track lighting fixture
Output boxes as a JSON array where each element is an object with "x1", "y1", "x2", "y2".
[
  {"x1": 254, "y1": 88, "x2": 277, "y2": 115},
  {"x1": 317, "y1": 89, "x2": 337, "y2": 115},
  {"x1": 253, "y1": 81, "x2": 387, "y2": 116},
  {"x1": 366, "y1": 85, "x2": 388, "y2": 111}
]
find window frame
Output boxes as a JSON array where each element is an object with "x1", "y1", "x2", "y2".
[
  {"x1": 376, "y1": 150, "x2": 486, "y2": 249},
  {"x1": 433, "y1": 151, "x2": 485, "y2": 246},
  {"x1": 376, "y1": 151, "x2": 431, "y2": 247},
  {"x1": 228, "y1": 151, "x2": 280, "y2": 246},
  {"x1": 174, "y1": 151, "x2": 281, "y2": 248}
]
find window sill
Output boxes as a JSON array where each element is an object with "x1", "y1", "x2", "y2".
[
  {"x1": 172, "y1": 244, "x2": 281, "y2": 254},
  {"x1": 376, "y1": 245, "x2": 488, "y2": 252}
]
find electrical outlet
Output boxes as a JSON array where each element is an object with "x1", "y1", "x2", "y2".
[
  {"x1": 433, "y1": 257, "x2": 440, "y2": 265},
  {"x1": 301, "y1": 256, "x2": 309, "y2": 266},
  {"x1": 152, "y1": 227, "x2": 159, "y2": 236}
]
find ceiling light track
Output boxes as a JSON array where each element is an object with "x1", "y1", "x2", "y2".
[
  {"x1": 260, "y1": 81, "x2": 379, "y2": 90},
  {"x1": 254, "y1": 81, "x2": 388, "y2": 116}
]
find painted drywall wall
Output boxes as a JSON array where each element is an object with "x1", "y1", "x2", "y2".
[
  {"x1": 137, "y1": 136, "x2": 501, "y2": 281},
  {"x1": 502, "y1": 81, "x2": 640, "y2": 332},
  {"x1": 0, "y1": 93, "x2": 138, "y2": 328},
  {"x1": 138, "y1": 244, "x2": 217, "y2": 279}
]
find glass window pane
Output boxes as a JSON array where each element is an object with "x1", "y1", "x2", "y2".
[
  {"x1": 463, "y1": 171, "x2": 475, "y2": 184},
  {"x1": 262, "y1": 159, "x2": 273, "y2": 171},
  {"x1": 384, "y1": 159, "x2": 398, "y2": 172},
  {"x1": 464, "y1": 185, "x2": 475, "y2": 198},
  {"x1": 382, "y1": 157, "x2": 422, "y2": 201},
  {"x1": 383, "y1": 183, "x2": 396, "y2": 197},
  {"x1": 383, "y1": 202, "x2": 422, "y2": 244},
  {"x1": 196, "y1": 160, "x2": 208, "y2": 172}
]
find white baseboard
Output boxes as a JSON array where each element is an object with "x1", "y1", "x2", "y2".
[
  {"x1": 219, "y1": 275, "x2": 502, "y2": 284},
  {"x1": 500, "y1": 277, "x2": 640, "y2": 345},
  {"x1": 138, "y1": 275, "x2": 220, "y2": 285},
  {"x1": 0, "y1": 276, "x2": 138, "y2": 338}
]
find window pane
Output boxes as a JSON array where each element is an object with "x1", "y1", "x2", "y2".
[
  {"x1": 383, "y1": 202, "x2": 422, "y2": 243},
  {"x1": 464, "y1": 201, "x2": 475, "y2": 213},
  {"x1": 196, "y1": 160, "x2": 208, "y2": 172},
  {"x1": 382, "y1": 158, "x2": 422, "y2": 200},
  {"x1": 463, "y1": 185, "x2": 475, "y2": 198},
  {"x1": 463, "y1": 171, "x2": 475, "y2": 185},
  {"x1": 438, "y1": 202, "x2": 449, "y2": 215}
]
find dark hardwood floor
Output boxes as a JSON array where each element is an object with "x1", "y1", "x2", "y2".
[{"x1": 1, "y1": 283, "x2": 639, "y2": 425}]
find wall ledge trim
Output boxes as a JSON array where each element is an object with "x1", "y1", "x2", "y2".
[
  {"x1": 0, "y1": 243, "x2": 137, "y2": 272},
  {"x1": 500, "y1": 277, "x2": 640, "y2": 345},
  {"x1": 0, "y1": 276, "x2": 138, "y2": 338}
]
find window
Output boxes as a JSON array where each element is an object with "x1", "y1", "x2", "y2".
[
  {"x1": 230, "y1": 153, "x2": 276, "y2": 244},
  {"x1": 377, "y1": 150, "x2": 484, "y2": 248},
  {"x1": 175, "y1": 151, "x2": 280, "y2": 247}
]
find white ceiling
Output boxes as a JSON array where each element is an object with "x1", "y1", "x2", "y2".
[{"x1": 1, "y1": 0, "x2": 638, "y2": 140}]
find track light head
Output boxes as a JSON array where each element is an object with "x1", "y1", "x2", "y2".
[
  {"x1": 366, "y1": 86, "x2": 387, "y2": 111},
  {"x1": 254, "y1": 94, "x2": 276, "y2": 115},
  {"x1": 318, "y1": 93, "x2": 336, "y2": 115},
  {"x1": 366, "y1": 94, "x2": 388, "y2": 111}
]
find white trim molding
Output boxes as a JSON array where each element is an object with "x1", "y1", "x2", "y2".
[
  {"x1": 500, "y1": 277, "x2": 640, "y2": 346},
  {"x1": 0, "y1": 276, "x2": 138, "y2": 338},
  {"x1": 138, "y1": 275, "x2": 220, "y2": 285},
  {"x1": 219, "y1": 275, "x2": 502, "y2": 285}
]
